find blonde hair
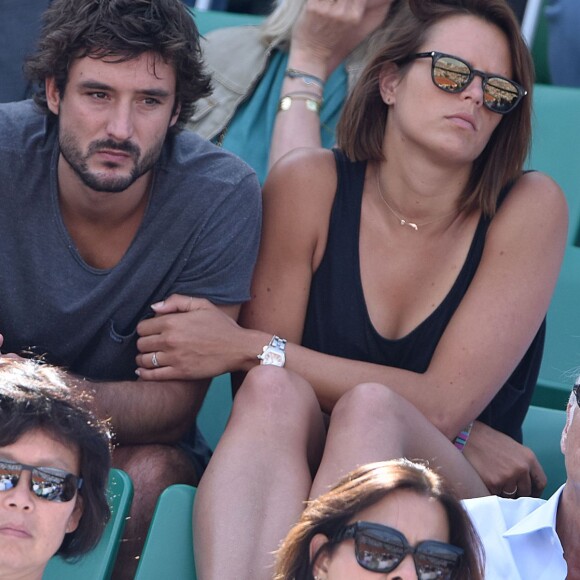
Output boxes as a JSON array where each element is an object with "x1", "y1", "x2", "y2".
[{"x1": 259, "y1": 0, "x2": 307, "y2": 48}]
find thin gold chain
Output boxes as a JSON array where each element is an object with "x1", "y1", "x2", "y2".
[{"x1": 375, "y1": 166, "x2": 458, "y2": 231}]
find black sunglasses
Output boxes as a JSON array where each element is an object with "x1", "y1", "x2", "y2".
[
  {"x1": 404, "y1": 51, "x2": 527, "y2": 114},
  {"x1": 0, "y1": 459, "x2": 82, "y2": 502},
  {"x1": 332, "y1": 521, "x2": 463, "y2": 579},
  {"x1": 573, "y1": 383, "x2": 580, "y2": 407}
]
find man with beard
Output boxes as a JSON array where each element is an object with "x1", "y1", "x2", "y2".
[{"x1": 0, "y1": 0, "x2": 261, "y2": 576}]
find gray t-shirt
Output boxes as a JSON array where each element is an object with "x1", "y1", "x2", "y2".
[{"x1": 0, "y1": 100, "x2": 262, "y2": 381}]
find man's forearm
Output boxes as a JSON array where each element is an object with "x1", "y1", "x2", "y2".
[{"x1": 70, "y1": 373, "x2": 209, "y2": 445}]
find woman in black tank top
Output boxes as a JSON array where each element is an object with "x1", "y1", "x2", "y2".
[{"x1": 135, "y1": 1, "x2": 567, "y2": 577}]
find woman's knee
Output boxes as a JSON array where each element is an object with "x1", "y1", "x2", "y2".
[
  {"x1": 230, "y1": 366, "x2": 320, "y2": 428},
  {"x1": 331, "y1": 382, "x2": 416, "y2": 428}
]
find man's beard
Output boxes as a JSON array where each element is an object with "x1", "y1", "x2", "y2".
[{"x1": 58, "y1": 133, "x2": 162, "y2": 193}]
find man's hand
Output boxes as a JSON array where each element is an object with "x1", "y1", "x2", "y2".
[
  {"x1": 135, "y1": 295, "x2": 246, "y2": 381},
  {"x1": 464, "y1": 420, "x2": 547, "y2": 498}
]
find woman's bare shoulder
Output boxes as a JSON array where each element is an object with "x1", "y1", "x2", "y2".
[
  {"x1": 264, "y1": 147, "x2": 340, "y2": 205},
  {"x1": 489, "y1": 170, "x2": 568, "y2": 249},
  {"x1": 499, "y1": 171, "x2": 568, "y2": 224}
]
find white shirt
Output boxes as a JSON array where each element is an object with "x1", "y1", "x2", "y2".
[{"x1": 463, "y1": 485, "x2": 566, "y2": 580}]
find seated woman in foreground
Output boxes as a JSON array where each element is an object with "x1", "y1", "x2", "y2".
[
  {"x1": 136, "y1": 0, "x2": 567, "y2": 576},
  {"x1": 275, "y1": 459, "x2": 484, "y2": 580},
  {"x1": 0, "y1": 358, "x2": 111, "y2": 580}
]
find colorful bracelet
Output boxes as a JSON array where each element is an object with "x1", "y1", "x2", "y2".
[
  {"x1": 285, "y1": 68, "x2": 325, "y2": 90},
  {"x1": 453, "y1": 422, "x2": 474, "y2": 452}
]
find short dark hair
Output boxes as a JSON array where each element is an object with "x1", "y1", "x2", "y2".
[
  {"x1": 0, "y1": 358, "x2": 112, "y2": 559},
  {"x1": 25, "y1": 0, "x2": 211, "y2": 132},
  {"x1": 337, "y1": 0, "x2": 534, "y2": 217},
  {"x1": 274, "y1": 460, "x2": 484, "y2": 580}
]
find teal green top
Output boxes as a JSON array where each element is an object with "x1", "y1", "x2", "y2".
[{"x1": 220, "y1": 50, "x2": 348, "y2": 184}]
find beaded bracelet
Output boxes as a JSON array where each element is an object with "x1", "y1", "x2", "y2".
[
  {"x1": 285, "y1": 68, "x2": 325, "y2": 90},
  {"x1": 453, "y1": 421, "x2": 474, "y2": 452}
]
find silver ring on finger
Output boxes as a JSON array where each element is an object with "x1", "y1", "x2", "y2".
[
  {"x1": 151, "y1": 352, "x2": 160, "y2": 368},
  {"x1": 502, "y1": 485, "x2": 518, "y2": 497}
]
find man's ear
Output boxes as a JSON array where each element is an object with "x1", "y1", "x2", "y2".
[
  {"x1": 45, "y1": 77, "x2": 61, "y2": 116},
  {"x1": 378, "y1": 62, "x2": 401, "y2": 106},
  {"x1": 169, "y1": 102, "x2": 181, "y2": 128},
  {"x1": 561, "y1": 398, "x2": 575, "y2": 454},
  {"x1": 310, "y1": 533, "x2": 331, "y2": 578}
]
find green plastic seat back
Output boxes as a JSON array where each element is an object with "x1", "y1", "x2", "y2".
[
  {"x1": 197, "y1": 373, "x2": 233, "y2": 450},
  {"x1": 527, "y1": 84, "x2": 580, "y2": 410},
  {"x1": 522, "y1": 405, "x2": 567, "y2": 498},
  {"x1": 531, "y1": 0, "x2": 551, "y2": 84},
  {"x1": 44, "y1": 468, "x2": 134, "y2": 580},
  {"x1": 134, "y1": 484, "x2": 197, "y2": 580}
]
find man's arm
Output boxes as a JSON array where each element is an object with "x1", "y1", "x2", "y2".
[
  {"x1": 73, "y1": 375, "x2": 208, "y2": 446},
  {"x1": 2, "y1": 331, "x2": 202, "y2": 444},
  {"x1": 70, "y1": 302, "x2": 239, "y2": 446}
]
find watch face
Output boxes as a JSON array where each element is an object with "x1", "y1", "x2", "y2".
[{"x1": 260, "y1": 348, "x2": 285, "y2": 367}]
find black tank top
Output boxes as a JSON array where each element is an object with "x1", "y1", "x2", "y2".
[{"x1": 301, "y1": 149, "x2": 544, "y2": 441}]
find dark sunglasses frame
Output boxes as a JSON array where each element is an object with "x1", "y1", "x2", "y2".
[
  {"x1": 573, "y1": 383, "x2": 580, "y2": 407},
  {"x1": 403, "y1": 51, "x2": 527, "y2": 114},
  {"x1": 332, "y1": 521, "x2": 463, "y2": 579},
  {"x1": 0, "y1": 458, "x2": 82, "y2": 502}
]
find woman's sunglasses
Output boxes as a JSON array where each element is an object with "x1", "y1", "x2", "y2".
[
  {"x1": 0, "y1": 459, "x2": 82, "y2": 502},
  {"x1": 332, "y1": 521, "x2": 463, "y2": 579},
  {"x1": 403, "y1": 51, "x2": 527, "y2": 114},
  {"x1": 573, "y1": 383, "x2": 580, "y2": 407}
]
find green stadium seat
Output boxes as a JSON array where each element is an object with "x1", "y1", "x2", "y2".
[
  {"x1": 531, "y1": 0, "x2": 551, "y2": 84},
  {"x1": 44, "y1": 468, "x2": 134, "y2": 580},
  {"x1": 527, "y1": 84, "x2": 580, "y2": 409},
  {"x1": 134, "y1": 484, "x2": 197, "y2": 580},
  {"x1": 522, "y1": 405, "x2": 567, "y2": 498},
  {"x1": 197, "y1": 373, "x2": 233, "y2": 450}
]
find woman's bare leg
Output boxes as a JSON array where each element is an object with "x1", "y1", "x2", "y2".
[
  {"x1": 310, "y1": 382, "x2": 489, "y2": 499},
  {"x1": 193, "y1": 366, "x2": 326, "y2": 580}
]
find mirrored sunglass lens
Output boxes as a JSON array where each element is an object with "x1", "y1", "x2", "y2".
[
  {"x1": 32, "y1": 468, "x2": 73, "y2": 501},
  {"x1": 484, "y1": 77, "x2": 520, "y2": 112},
  {"x1": 415, "y1": 544, "x2": 461, "y2": 580},
  {"x1": 433, "y1": 56, "x2": 471, "y2": 92},
  {"x1": 356, "y1": 532, "x2": 405, "y2": 572},
  {"x1": 0, "y1": 466, "x2": 19, "y2": 491}
]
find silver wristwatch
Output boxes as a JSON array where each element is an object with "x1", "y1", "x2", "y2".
[{"x1": 257, "y1": 335, "x2": 287, "y2": 367}]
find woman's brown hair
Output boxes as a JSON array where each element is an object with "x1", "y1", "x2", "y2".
[
  {"x1": 337, "y1": 0, "x2": 534, "y2": 217},
  {"x1": 274, "y1": 459, "x2": 484, "y2": 580}
]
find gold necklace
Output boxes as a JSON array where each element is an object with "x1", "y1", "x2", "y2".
[{"x1": 375, "y1": 167, "x2": 458, "y2": 231}]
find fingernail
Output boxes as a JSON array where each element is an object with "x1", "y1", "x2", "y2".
[
  {"x1": 135, "y1": 369, "x2": 141, "y2": 376},
  {"x1": 151, "y1": 301, "x2": 164, "y2": 310}
]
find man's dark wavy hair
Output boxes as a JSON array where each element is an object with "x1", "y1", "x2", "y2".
[
  {"x1": 25, "y1": 0, "x2": 211, "y2": 132},
  {"x1": 0, "y1": 358, "x2": 112, "y2": 559}
]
